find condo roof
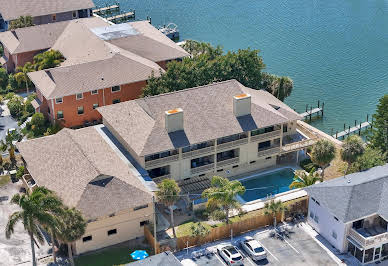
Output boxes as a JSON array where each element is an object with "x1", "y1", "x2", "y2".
[
  {"x1": 0, "y1": 0, "x2": 95, "y2": 21},
  {"x1": 305, "y1": 164, "x2": 388, "y2": 223},
  {"x1": 17, "y1": 127, "x2": 153, "y2": 220},
  {"x1": 97, "y1": 80, "x2": 302, "y2": 157}
]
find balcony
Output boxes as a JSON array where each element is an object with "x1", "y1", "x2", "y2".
[
  {"x1": 257, "y1": 146, "x2": 281, "y2": 158},
  {"x1": 217, "y1": 138, "x2": 248, "y2": 151},
  {"x1": 349, "y1": 227, "x2": 388, "y2": 247},
  {"x1": 191, "y1": 163, "x2": 214, "y2": 175},
  {"x1": 282, "y1": 139, "x2": 316, "y2": 153},
  {"x1": 251, "y1": 129, "x2": 281, "y2": 142},
  {"x1": 145, "y1": 154, "x2": 179, "y2": 168},
  {"x1": 217, "y1": 157, "x2": 239, "y2": 168},
  {"x1": 182, "y1": 146, "x2": 215, "y2": 159}
]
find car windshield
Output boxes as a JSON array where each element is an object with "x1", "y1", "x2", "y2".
[
  {"x1": 233, "y1": 255, "x2": 243, "y2": 261},
  {"x1": 254, "y1": 247, "x2": 265, "y2": 253},
  {"x1": 226, "y1": 247, "x2": 238, "y2": 255}
]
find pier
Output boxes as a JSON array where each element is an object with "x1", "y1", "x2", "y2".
[
  {"x1": 106, "y1": 11, "x2": 135, "y2": 23},
  {"x1": 93, "y1": 2, "x2": 135, "y2": 24},
  {"x1": 299, "y1": 101, "x2": 324, "y2": 122},
  {"x1": 332, "y1": 115, "x2": 372, "y2": 139},
  {"x1": 93, "y1": 4, "x2": 120, "y2": 15}
]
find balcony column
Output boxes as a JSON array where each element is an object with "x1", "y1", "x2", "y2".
[
  {"x1": 214, "y1": 140, "x2": 218, "y2": 172},
  {"x1": 280, "y1": 124, "x2": 284, "y2": 148},
  {"x1": 178, "y1": 148, "x2": 183, "y2": 179}
]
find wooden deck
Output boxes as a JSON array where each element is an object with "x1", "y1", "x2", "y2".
[
  {"x1": 106, "y1": 11, "x2": 135, "y2": 22},
  {"x1": 300, "y1": 107, "x2": 323, "y2": 118},
  {"x1": 93, "y1": 5, "x2": 119, "y2": 14},
  {"x1": 333, "y1": 121, "x2": 370, "y2": 139}
]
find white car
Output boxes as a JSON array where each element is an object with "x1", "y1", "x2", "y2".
[
  {"x1": 240, "y1": 236, "x2": 267, "y2": 261},
  {"x1": 217, "y1": 244, "x2": 244, "y2": 265}
]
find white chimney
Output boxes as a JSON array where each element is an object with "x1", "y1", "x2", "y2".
[
  {"x1": 165, "y1": 108, "x2": 184, "y2": 133},
  {"x1": 233, "y1": 93, "x2": 251, "y2": 117}
]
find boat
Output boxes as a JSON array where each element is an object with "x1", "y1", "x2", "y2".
[{"x1": 159, "y1": 23, "x2": 179, "y2": 40}]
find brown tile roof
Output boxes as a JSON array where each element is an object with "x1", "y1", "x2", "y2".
[
  {"x1": 17, "y1": 127, "x2": 153, "y2": 219},
  {"x1": 0, "y1": 0, "x2": 95, "y2": 21},
  {"x1": 98, "y1": 80, "x2": 302, "y2": 156}
]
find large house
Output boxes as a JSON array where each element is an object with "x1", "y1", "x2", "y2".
[
  {"x1": 0, "y1": 0, "x2": 94, "y2": 32},
  {"x1": 306, "y1": 164, "x2": 388, "y2": 265},
  {"x1": 26, "y1": 19, "x2": 189, "y2": 127}
]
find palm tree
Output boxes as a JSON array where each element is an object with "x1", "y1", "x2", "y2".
[
  {"x1": 1, "y1": 129, "x2": 22, "y2": 165},
  {"x1": 190, "y1": 222, "x2": 210, "y2": 237},
  {"x1": 311, "y1": 139, "x2": 336, "y2": 178},
  {"x1": 5, "y1": 187, "x2": 63, "y2": 266},
  {"x1": 33, "y1": 50, "x2": 64, "y2": 71},
  {"x1": 15, "y1": 62, "x2": 34, "y2": 94},
  {"x1": 264, "y1": 199, "x2": 287, "y2": 227},
  {"x1": 202, "y1": 176, "x2": 246, "y2": 224},
  {"x1": 289, "y1": 169, "x2": 322, "y2": 189},
  {"x1": 57, "y1": 207, "x2": 87, "y2": 266},
  {"x1": 341, "y1": 135, "x2": 365, "y2": 176},
  {"x1": 156, "y1": 179, "x2": 181, "y2": 238}
]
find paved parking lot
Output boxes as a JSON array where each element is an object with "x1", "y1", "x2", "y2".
[{"x1": 177, "y1": 223, "x2": 338, "y2": 266}]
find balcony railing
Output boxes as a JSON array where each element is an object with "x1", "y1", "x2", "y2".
[
  {"x1": 251, "y1": 129, "x2": 281, "y2": 142},
  {"x1": 217, "y1": 157, "x2": 239, "y2": 168},
  {"x1": 182, "y1": 146, "x2": 215, "y2": 159},
  {"x1": 257, "y1": 146, "x2": 281, "y2": 158},
  {"x1": 217, "y1": 138, "x2": 248, "y2": 151},
  {"x1": 282, "y1": 139, "x2": 316, "y2": 153},
  {"x1": 191, "y1": 163, "x2": 214, "y2": 175},
  {"x1": 145, "y1": 154, "x2": 179, "y2": 168},
  {"x1": 152, "y1": 174, "x2": 171, "y2": 183},
  {"x1": 349, "y1": 228, "x2": 388, "y2": 247}
]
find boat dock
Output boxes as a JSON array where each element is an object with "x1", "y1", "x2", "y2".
[
  {"x1": 299, "y1": 101, "x2": 324, "y2": 122},
  {"x1": 93, "y1": 2, "x2": 135, "y2": 24},
  {"x1": 106, "y1": 11, "x2": 135, "y2": 23},
  {"x1": 93, "y1": 4, "x2": 120, "y2": 15},
  {"x1": 332, "y1": 115, "x2": 372, "y2": 139}
]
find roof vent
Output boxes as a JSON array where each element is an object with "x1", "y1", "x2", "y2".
[
  {"x1": 233, "y1": 93, "x2": 251, "y2": 117},
  {"x1": 165, "y1": 108, "x2": 184, "y2": 133}
]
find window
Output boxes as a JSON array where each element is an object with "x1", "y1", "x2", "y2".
[
  {"x1": 283, "y1": 124, "x2": 288, "y2": 133},
  {"x1": 140, "y1": 220, "x2": 149, "y2": 227},
  {"x1": 52, "y1": 14, "x2": 57, "y2": 21},
  {"x1": 265, "y1": 157, "x2": 272, "y2": 160},
  {"x1": 72, "y1": 11, "x2": 77, "y2": 18},
  {"x1": 316, "y1": 201, "x2": 320, "y2": 206},
  {"x1": 112, "y1": 99, "x2": 120, "y2": 104},
  {"x1": 93, "y1": 103, "x2": 99, "y2": 109},
  {"x1": 232, "y1": 165, "x2": 239, "y2": 168},
  {"x1": 332, "y1": 231, "x2": 337, "y2": 239},
  {"x1": 311, "y1": 197, "x2": 316, "y2": 202},
  {"x1": 258, "y1": 141, "x2": 271, "y2": 150},
  {"x1": 77, "y1": 106, "x2": 84, "y2": 115},
  {"x1": 107, "y1": 229, "x2": 117, "y2": 236},
  {"x1": 111, "y1": 86, "x2": 120, "y2": 92},
  {"x1": 314, "y1": 215, "x2": 319, "y2": 223},
  {"x1": 76, "y1": 93, "x2": 83, "y2": 100},
  {"x1": 91, "y1": 90, "x2": 98, "y2": 95},
  {"x1": 82, "y1": 235, "x2": 92, "y2": 242},
  {"x1": 251, "y1": 126, "x2": 274, "y2": 136},
  {"x1": 334, "y1": 216, "x2": 339, "y2": 221},
  {"x1": 134, "y1": 204, "x2": 148, "y2": 211},
  {"x1": 250, "y1": 161, "x2": 256, "y2": 164},
  {"x1": 55, "y1": 97, "x2": 63, "y2": 104},
  {"x1": 309, "y1": 211, "x2": 314, "y2": 219},
  {"x1": 217, "y1": 169, "x2": 224, "y2": 172},
  {"x1": 57, "y1": 111, "x2": 64, "y2": 119}
]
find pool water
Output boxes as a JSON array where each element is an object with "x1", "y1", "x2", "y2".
[{"x1": 238, "y1": 168, "x2": 295, "y2": 203}]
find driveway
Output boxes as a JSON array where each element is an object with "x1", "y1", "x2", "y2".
[{"x1": 0, "y1": 182, "x2": 51, "y2": 266}]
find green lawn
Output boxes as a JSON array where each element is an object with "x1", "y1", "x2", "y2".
[
  {"x1": 0, "y1": 175, "x2": 10, "y2": 187},
  {"x1": 75, "y1": 245, "x2": 153, "y2": 266}
]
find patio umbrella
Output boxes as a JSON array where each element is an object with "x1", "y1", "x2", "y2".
[{"x1": 131, "y1": 250, "x2": 149, "y2": 260}]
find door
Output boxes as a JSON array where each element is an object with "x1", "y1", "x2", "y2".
[{"x1": 374, "y1": 247, "x2": 381, "y2": 261}]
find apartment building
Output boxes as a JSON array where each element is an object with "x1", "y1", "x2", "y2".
[
  {"x1": 98, "y1": 79, "x2": 315, "y2": 184},
  {"x1": 27, "y1": 19, "x2": 189, "y2": 127},
  {"x1": 306, "y1": 164, "x2": 388, "y2": 265},
  {"x1": 0, "y1": 0, "x2": 94, "y2": 32},
  {"x1": 17, "y1": 126, "x2": 155, "y2": 255}
]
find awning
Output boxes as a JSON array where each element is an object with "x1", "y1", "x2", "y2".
[
  {"x1": 31, "y1": 98, "x2": 41, "y2": 110},
  {"x1": 347, "y1": 236, "x2": 364, "y2": 250},
  {"x1": 0, "y1": 55, "x2": 8, "y2": 65}
]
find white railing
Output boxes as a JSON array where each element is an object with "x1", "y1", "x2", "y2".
[
  {"x1": 217, "y1": 157, "x2": 239, "y2": 168},
  {"x1": 217, "y1": 138, "x2": 248, "y2": 151},
  {"x1": 282, "y1": 139, "x2": 316, "y2": 153},
  {"x1": 349, "y1": 228, "x2": 388, "y2": 247},
  {"x1": 251, "y1": 130, "x2": 281, "y2": 142},
  {"x1": 145, "y1": 154, "x2": 179, "y2": 168},
  {"x1": 257, "y1": 146, "x2": 281, "y2": 158},
  {"x1": 191, "y1": 163, "x2": 214, "y2": 175},
  {"x1": 182, "y1": 146, "x2": 215, "y2": 159}
]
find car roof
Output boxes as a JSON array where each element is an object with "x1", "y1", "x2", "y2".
[{"x1": 245, "y1": 239, "x2": 261, "y2": 249}]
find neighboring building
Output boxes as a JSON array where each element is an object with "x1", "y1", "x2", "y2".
[
  {"x1": 127, "y1": 251, "x2": 182, "y2": 266},
  {"x1": 0, "y1": 0, "x2": 94, "y2": 32},
  {"x1": 0, "y1": 17, "x2": 106, "y2": 72},
  {"x1": 305, "y1": 164, "x2": 388, "y2": 265},
  {"x1": 17, "y1": 126, "x2": 155, "y2": 255},
  {"x1": 27, "y1": 20, "x2": 189, "y2": 128},
  {"x1": 98, "y1": 79, "x2": 316, "y2": 186}
]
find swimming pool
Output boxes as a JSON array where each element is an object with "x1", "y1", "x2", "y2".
[{"x1": 237, "y1": 168, "x2": 295, "y2": 203}]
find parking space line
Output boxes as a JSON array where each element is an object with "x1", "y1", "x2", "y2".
[
  {"x1": 260, "y1": 243, "x2": 279, "y2": 261},
  {"x1": 236, "y1": 247, "x2": 255, "y2": 266},
  {"x1": 215, "y1": 253, "x2": 228, "y2": 266},
  {"x1": 283, "y1": 238, "x2": 300, "y2": 254}
]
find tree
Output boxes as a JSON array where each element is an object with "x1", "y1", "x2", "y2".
[
  {"x1": 0, "y1": 68, "x2": 8, "y2": 90},
  {"x1": 341, "y1": 135, "x2": 365, "y2": 176},
  {"x1": 348, "y1": 147, "x2": 386, "y2": 173},
  {"x1": 5, "y1": 187, "x2": 63, "y2": 266},
  {"x1": 7, "y1": 96, "x2": 24, "y2": 118},
  {"x1": 156, "y1": 179, "x2": 181, "y2": 238},
  {"x1": 289, "y1": 169, "x2": 322, "y2": 189},
  {"x1": 202, "y1": 176, "x2": 245, "y2": 224},
  {"x1": 15, "y1": 62, "x2": 35, "y2": 94},
  {"x1": 264, "y1": 199, "x2": 287, "y2": 227},
  {"x1": 33, "y1": 50, "x2": 64, "y2": 71},
  {"x1": 310, "y1": 139, "x2": 337, "y2": 178},
  {"x1": 368, "y1": 95, "x2": 388, "y2": 155},
  {"x1": 57, "y1": 208, "x2": 86, "y2": 266},
  {"x1": 30, "y1": 113, "x2": 46, "y2": 136},
  {"x1": 190, "y1": 222, "x2": 210, "y2": 237},
  {"x1": 1, "y1": 129, "x2": 22, "y2": 164},
  {"x1": 9, "y1": 16, "x2": 34, "y2": 30}
]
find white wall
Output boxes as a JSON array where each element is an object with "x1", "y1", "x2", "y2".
[{"x1": 307, "y1": 197, "x2": 348, "y2": 252}]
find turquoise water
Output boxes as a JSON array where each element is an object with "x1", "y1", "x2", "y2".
[
  {"x1": 94, "y1": 0, "x2": 388, "y2": 133},
  {"x1": 238, "y1": 168, "x2": 295, "y2": 202}
]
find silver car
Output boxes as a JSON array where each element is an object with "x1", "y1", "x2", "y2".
[
  {"x1": 217, "y1": 244, "x2": 244, "y2": 265},
  {"x1": 240, "y1": 236, "x2": 267, "y2": 261}
]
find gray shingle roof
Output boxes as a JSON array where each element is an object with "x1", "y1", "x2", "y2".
[
  {"x1": 0, "y1": 0, "x2": 95, "y2": 21},
  {"x1": 127, "y1": 251, "x2": 182, "y2": 266},
  {"x1": 305, "y1": 164, "x2": 388, "y2": 223},
  {"x1": 17, "y1": 127, "x2": 153, "y2": 219},
  {"x1": 98, "y1": 80, "x2": 302, "y2": 156}
]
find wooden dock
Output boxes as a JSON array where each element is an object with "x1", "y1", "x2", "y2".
[
  {"x1": 298, "y1": 101, "x2": 324, "y2": 122},
  {"x1": 106, "y1": 11, "x2": 135, "y2": 22},
  {"x1": 93, "y1": 4, "x2": 120, "y2": 14},
  {"x1": 300, "y1": 107, "x2": 323, "y2": 118},
  {"x1": 332, "y1": 115, "x2": 372, "y2": 139}
]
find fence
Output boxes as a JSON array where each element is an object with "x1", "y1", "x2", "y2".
[{"x1": 144, "y1": 225, "x2": 161, "y2": 254}]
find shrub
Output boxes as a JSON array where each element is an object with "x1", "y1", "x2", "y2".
[
  {"x1": 299, "y1": 158, "x2": 319, "y2": 172},
  {"x1": 7, "y1": 97, "x2": 24, "y2": 118},
  {"x1": 16, "y1": 166, "x2": 25, "y2": 179},
  {"x1": 30, "y1": 113, "x2": 46, "y2": 136}
]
